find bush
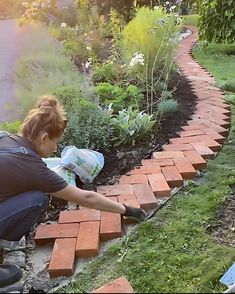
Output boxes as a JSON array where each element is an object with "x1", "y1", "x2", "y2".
[
  {"x1": 53, "y1": 87, "x2": 81, "y2": 112},
  {"x1": 157, "y1": 99, "x2": 178, "y2": 115},
  {"x1": 0, "y1": 121, "x2": 22, "y2": 134},
  {"x1": 111, "y1": 107, "x2": 156, "y2": 146},
  {"x1": 92, "y1": 63, "x2": 117, "y2": 84},
  {"x1": 198, "y1": 0, "x2": 235, "y2": 44},
  {"x1": 59, "y1": 99, "x2": 112, "y2": 151},
  {"x1": 95, "y1": 82, "x2": 144, "y2": 112}
]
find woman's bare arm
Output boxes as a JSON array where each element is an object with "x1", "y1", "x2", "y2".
[{"x1": 51, "y1": 184, "x2": 126, "y2": 214}]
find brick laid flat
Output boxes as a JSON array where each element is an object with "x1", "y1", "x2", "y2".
[
  {"x1": 92, "y1": 277, "x2": 135, "y2": 293},
  {"x1": 100, "y1": 196, "x2": 122, "y2": 241},
  {"x1": 34, "y1": 223, "x2": 79, "y2": 245},
  {"x1": 48, "y1": 238, "x2": 76, "y2": 278},
  {"x1": 76, "y1": 221, "x2": 100, "y2": 258},
  {"x1": 97, "y1": 184, "x2": 133, "y2": 196},
  {"x1": 148, "y1": 173, "x2": 171, "y2": 197},
  {"x1": 132, "y1": 183, "x2": 158, "y2": 209},
  {"x1": 58, "y1": 209, "x2": 100, "y2": 224},
  {"x1": 161, "y1": 166, "x2": 184, "y2": 187}
]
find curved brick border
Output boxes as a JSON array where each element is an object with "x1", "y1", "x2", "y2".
[{"x1": 34, "y1": 26, "x2": 230, "y2": 281}]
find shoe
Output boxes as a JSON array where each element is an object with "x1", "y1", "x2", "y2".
[{"x1": 0, "y1": 264, "x2": 22, "y2": 287}]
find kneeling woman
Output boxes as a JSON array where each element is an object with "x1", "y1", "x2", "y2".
[{"x1": 0, "y1": 95, "x2": 146, "y2": 287}]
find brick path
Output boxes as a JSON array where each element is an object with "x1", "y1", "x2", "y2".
[
  {"x1": 0, "y1": 19, "x2": 22, "y2": 123},
  {"x1": 34, "y1": 26, "x2": 231, "y2": 292}
]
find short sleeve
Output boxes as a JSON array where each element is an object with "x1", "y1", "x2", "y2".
[{"x1": 30, "y1": 160, "x2": 68, "y2": 193}]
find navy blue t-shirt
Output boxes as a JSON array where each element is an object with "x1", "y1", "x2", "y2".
[{"x1": 0, "y1": 132, "x2": 68, "y2": 202}]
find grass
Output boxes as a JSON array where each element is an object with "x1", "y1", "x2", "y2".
[
  {"x1": 15, "y1": 22, "x2": 93, "y2": 118},
  {"x1": 57, "y1": 42, "x2": 235, "y2": 293},
  {"x1": 182, "y1": 14, "x2": 200, "y2": 27}
]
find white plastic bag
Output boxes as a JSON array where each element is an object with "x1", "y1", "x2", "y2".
[
  {"x1": 42, "y1": 157, "x2": 76, "y2": 186},
  {"x1": 61, "y1": 146, "x2": 104, "y2": 183}
]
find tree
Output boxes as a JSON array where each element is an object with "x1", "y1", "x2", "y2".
[{"x1": 198, "y1": 0, "x2": 235, "y2": 44}]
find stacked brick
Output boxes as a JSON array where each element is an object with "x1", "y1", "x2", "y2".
[{"x1": 34, "y1": 25, "x2": 230, "y2": 284}]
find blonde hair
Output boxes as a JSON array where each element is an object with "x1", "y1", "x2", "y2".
[{"x1": 21, "y1": 95, "x2": 67, "y2": 140}]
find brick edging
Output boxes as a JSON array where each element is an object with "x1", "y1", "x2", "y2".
[{"x1": 34, "y1": 26, "x2": 231, "y2": 280}]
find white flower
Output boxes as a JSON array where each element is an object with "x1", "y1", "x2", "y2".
[
  {"x1": 165, "y1": 1, "x2": 170, "y2": 5},
  {"x1": 154, "y1": 6, "x2": 160, "y2": 10},
  {"x1": 60, "y1": 22, "x2": 67, "y2": 28},
  {"x1": 176, "y1": 17, "x2": 182, "y2": 24},
  {"x1": 22, "y1": 2, "x2": 29, "y2": 8},
  {"x1": 86, "y1": 46, "x2": 91, "y2": 50},
  {"x1": 32, "y1": 1, "x2": 40, "y2": 8},
  {"x1": 130, "y1": 52, "x2": 144, "y2": 66},
  {"x1": 169, "y1": 5, "x2": 176, "y2": 11}
]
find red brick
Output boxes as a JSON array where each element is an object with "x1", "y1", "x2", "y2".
[
  {"x1": 142, "y1": 158, "x2": 174, "y2": 166},
  {"x1": 169, "y1": 136, "x2": 199, "y2": 144},
  {"x1": 162, "y1": 143, "x2": 194, "y2": 151},
  {"x1": 202, "y1": 128, "x2": 225, "y2": 144},
  {"x1": 119, "y1": 174, "x2": 148, "y2": 184},
  {"x1": 97, "y1": 184, "x2": 133, "y2": 196},
  {"x1": 161, "y1": 166, "x2": 184, "y2": 187},
  {"x1": 117, "y1": 194, "x2": 140, "y2": 223},
  {"x1": 194, "y1": 135, "x2": 221, "y2": 152},
  {"x1": 148, "y1": 173, "x2": 171, "y2": 197},
  {"x1": 192, "y1": 113, "x2": 229, "y2": 128},
  {"x1": 117, "y1": 193, "x2": 140, "y2": 208},
  {"x1": 190, "y1": 142, "x2": 215, "y2": 159},
  {"x1": 189, "y1": 119, "x2": 228, "y2": 136},
  {"x1": 152, "y1": 151, "x2": 185, "y2": 159},
  {"x1": 76, "y1": 221, "x2": 100, "y2": 258},
  {"x1": 48, "y1": 238, "x2": 76, "y2": 278},
  {"x1": 132, "y1": 183, "x2": 158, "y2": 209},
  {"x1": 173, "y1": 158, "x2": 196, "y2": 179},
  {"x1": 34, "y1": 223, "x2": 79, "y2": 245},
  {"x1": 100, "y1": 196, "x2": 122, "y2": 241},
  {"x1": 92, "y1": 277, "x2": 135, "y2": 293},
  {"x1": 178, "y1": 129, "x2": 205, "y2": 137},
  {"x1": 58, "y1": 209, "x2": 100, "y2": 224},
  {"x1": 183, "y1": 150, "x2": 207, "y2": 170},
  {"x1": 130, "y1": 165, "x2": 161, "y2": 175},
  {"x1": 195, "y1": 107, "x2": 230, "y2": 121}
]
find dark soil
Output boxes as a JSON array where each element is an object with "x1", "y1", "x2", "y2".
[{"x1": 207, "y1": 184, "x2": 235, "y2": 247}]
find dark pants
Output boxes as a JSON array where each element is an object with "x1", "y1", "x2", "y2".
[{"x1": 0, "y1": 191, "x2": 49, "y2": 241}]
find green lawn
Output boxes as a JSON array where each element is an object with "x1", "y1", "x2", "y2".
[{"x1": 56, "y1": 39, "x2": 235, "y2": 294}]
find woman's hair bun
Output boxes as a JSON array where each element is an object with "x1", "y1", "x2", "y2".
[{"x1": 37, "y1": 95, "x2": 58, "y2": 109}]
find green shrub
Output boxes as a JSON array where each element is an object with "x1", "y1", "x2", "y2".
[
  {"x1": 63, "y1": 39, "x2": 89, "y2": 66},
  {"x1": 158, "y1": 99, "x2": 178, "y2": 115},
  {"x1": 60, "y1": 99, "x2": 112, "y2": 151},
  {"x1": 92, "y1": 63, "x2": 117, "y2": 83},
  {"x1": 0, "y1": 121, "x2": 22, "y2": 134},
  {"x1": 95, "y1": 82, "x2": 144, "y2": 112},
  {"x1": 111, "y1": 107, "x2": 156, "y2": 146},
  {"x1": 53, "y1": 87, "x2": 81, "y2": 112},
  {"x1": 198, "y1": 0, "x2": 235, "y2": 44}
]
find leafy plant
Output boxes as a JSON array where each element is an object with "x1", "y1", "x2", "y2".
[
  {"x1": 157, "y1": 99, "x2": 178, "y2": 115},
  {"x1": 92, "y1": 63, "x2": 118, "y2": 84},
  {"x1": 0, "y1": 121, "x2": 22, "y2": 134},
  {"x1": 198, "y1": 0, "x2": 235, "y2": 44},
  {"x1": 95, "y1": 82, "x2": 144, "y2": 112},
  {"x1": 110, "y1": 107, "x2": 156, "y2": 146},
  {"x1": 53, "y1": 87, "x2": 81, "y2": 112},
  {"x1": 60, "y1": 99, "x2": 112, "y2": 151}
]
